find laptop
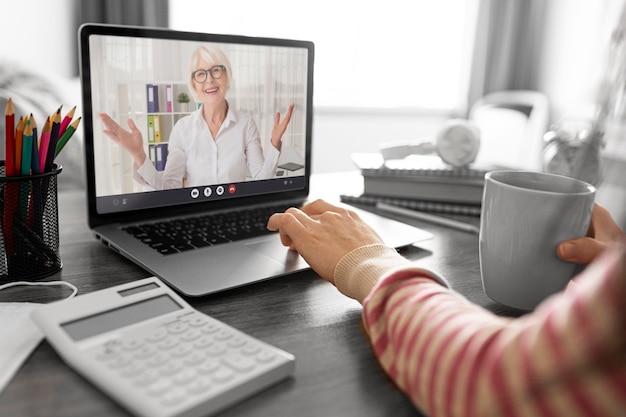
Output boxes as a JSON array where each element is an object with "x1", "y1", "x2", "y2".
[{"x1": 78, "y1": 24, "x2": 432, "y2": 297}]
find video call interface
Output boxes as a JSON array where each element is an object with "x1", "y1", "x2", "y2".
[{"x1": 86, "y1": 32, "x2": 311, "y2": 215}]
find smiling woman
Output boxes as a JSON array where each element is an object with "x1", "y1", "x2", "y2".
[
  {"x1": 169, "y1": 0, "x2": 479, "y2": 112},
  {"x1": 98, "y1": 42, "x2": 295, "y2": 190}
]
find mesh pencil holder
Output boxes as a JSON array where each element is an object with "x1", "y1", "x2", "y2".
[{"x1": 0, "y1": 161, "x2": 63, "y2": 281}]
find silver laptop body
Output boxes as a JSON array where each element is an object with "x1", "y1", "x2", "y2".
[{"x1": 79, "y1": 24, "x2": 431, "y2": 297}]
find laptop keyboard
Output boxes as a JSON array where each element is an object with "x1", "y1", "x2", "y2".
[{"x1": 123, "y1": 203, "x2": 295, "y2": 255}]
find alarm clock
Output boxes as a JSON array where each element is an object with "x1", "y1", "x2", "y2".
[{"x1": 542, "y1": 123, "x2": 604, "y2": 186}]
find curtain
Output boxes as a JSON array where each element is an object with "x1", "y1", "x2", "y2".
[
  {"x1": 72, "y1": 0, "x2": 169, "y2": 76},
  {"x1": 467, "y1": 0, "x2": 548, "y2": 113}
]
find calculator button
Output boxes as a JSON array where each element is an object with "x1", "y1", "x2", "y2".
[
  {"x1": 122, "y1": 339, "x2": 144, "y2": 351},
  {"x1": 198, "y1": 360, "x2": 221, "y2": 375},
  {"x1": 134, "y1": 345, "x2": 157, "y2": 359},
  {"x1": 181, "y1": 330, "x2": 201, "y2": 342},
  {"x1": 255, "y1": 351, "x2": 276, "y2": 364},
  {"x1": 211, "y1": 368, "x2": 235, "y2": 383},
  {"x1": 188, "y1": 316, "x2": 208, "y2": 327},
  {"x1": 173, "y1": 369, "x2": 197, "y2": 386},
  {"x1": 120, "y1": 363, "x2": 144, "y2": 378},
  {"x1": 147, "y1": 379, "x2": 173, "y2": 397},
  {"x1": 160, "y1": 361, "x2": 183, "y2": 376},
  {"x1": 133, "y1": 371, "x2": 160, "y2": 387},
  {"x1": 221, "y1": 355, "x2": 255, "y2": 373},
  {"x1": 107, "y1": 355, "x2": 132, "y2": 369},
  {"x1": 241, "y1": 343, "x2": 261, "y2": 356},
  {"x1": 186, "y1": 377, "x2": 212, "y2": 395},
  {"x1": 227, "y1": 336, "x2": 246, "y2": 348},
  {"x1": 158, "y1": 338, "x2": 180, "y2": 350},
  {"x1": 96, "y1": 348, "x2": 121, "y2": 361},
  {"x1": 170, "y1": 344, "x2": 193, "y2": 358},
  {"x1": 184, "y1": 352, "x2": 206, "y2": 366},
  {"x1": 167, "y1": 322, "x2": 188, "y2": 334},
  {"x1": 206, "y1": 344, "x2": 227, "y2": 357},
  {"x1": 214, "y1": 330, "x2": 232, "y2": 341},
  {"x1": 146, "y1": 353, "x2": 170, "y2": 368},
  {"x1": 146, "y1": 329, "x2": 168, "y2": 342},
  {"x1": 201, "y1": 322, "x2": 220, "y2": 334},
  {"x1": 161, "y1": 388, "x2": 186, "y2": 407},
  {"x1": 193, "y1": 336, "x2": 213, "y2": 349}
]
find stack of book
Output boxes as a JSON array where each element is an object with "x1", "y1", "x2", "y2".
[{"x1": 341, "y1": 153, "x2": 497, "y2": 216}]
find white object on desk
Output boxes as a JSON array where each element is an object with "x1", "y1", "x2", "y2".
[
  {"x1": 31, "y1": 277, "x2": 295, "y2": 417},
  {"x1": 0, "y1": 302, "x2": 43, "y2": 393},
  {"x1": 0, "y1": 280, "x2": 77, "y2": 394}
]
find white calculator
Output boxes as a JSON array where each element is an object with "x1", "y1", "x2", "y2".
[{"x1": 31, "y1": 277, "x2": 295, "y2": 417}]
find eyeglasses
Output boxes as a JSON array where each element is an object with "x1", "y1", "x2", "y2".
[{"x1": 192, "y1": 65, "x2": 226, "y2": 83}]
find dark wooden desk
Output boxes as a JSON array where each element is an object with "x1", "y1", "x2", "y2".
[{"x1": 0, "y1": 173, "x2": 520, "y2": 417}]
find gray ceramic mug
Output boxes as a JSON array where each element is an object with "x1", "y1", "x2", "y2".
[{"x1": 479, "y1": 170, "x2": 596, "y2": 310}]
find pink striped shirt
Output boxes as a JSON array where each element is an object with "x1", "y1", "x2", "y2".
[{"x1": 333, "y1": 244, "x2": 626, "y2": 417}]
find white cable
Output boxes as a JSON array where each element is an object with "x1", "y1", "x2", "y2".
[{"x1": 0, "y1": 281, "x2": 78, "y2": 300}]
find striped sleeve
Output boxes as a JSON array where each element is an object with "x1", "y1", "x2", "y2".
[{"x1": 362, "y1": 249, "x2": 626, "y2": 417}]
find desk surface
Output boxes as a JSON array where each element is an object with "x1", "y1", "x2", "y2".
[{"x1": 0, "y1": 173, "x2": 520, "y2": 417}]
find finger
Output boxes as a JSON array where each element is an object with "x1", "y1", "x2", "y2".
[
  {"x1": 557, "y1": 237, "x2": 608, "y2": 264},
  {"x1": 127, "y1": 118, "x2": 140, "y2": 133},
  {"x1": 99, "y1": 113, "x2": 116, "y2": 130},
  {"x1": 301, "y1": 199, "x2": 352, "y2": 217},
  {"x1": 590, "y1": 204, "x2": 622, "y2": 240},
  {"x1": 267, "y1": 213, "x2": 294, "y2": 247},
  {"x1": 267, "y1": 211, "x2": 308, "y2": 241},
  {"x1": 282, "y1": 103, "x2": 294, "y2": 123}
]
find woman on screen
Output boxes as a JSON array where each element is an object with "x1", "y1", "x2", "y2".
[{"x1": 99, "y1": 44, "x2": 294, "y2": 189}]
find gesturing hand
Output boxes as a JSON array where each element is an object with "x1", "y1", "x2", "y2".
[
  {"x1": 99, "y1": 113, "x2": 147, "y2": 166},
  {"x1": 270, "y1": 103, "x2": 295, "y2": 150}
]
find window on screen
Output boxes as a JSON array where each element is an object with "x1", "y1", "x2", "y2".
[{"x1": 169, "y1": 0, "x2": 479, "y2": 112}]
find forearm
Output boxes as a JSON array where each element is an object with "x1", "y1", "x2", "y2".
[
  {"x1": 360, "y1": 249, "x2": 626, "y2": 417},
  {"x1": 362, "y1": 269, "x2": 510, "y2": 416}
]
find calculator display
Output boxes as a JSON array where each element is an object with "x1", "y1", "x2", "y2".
[{"x1": 61, "y1": 295, "x2": 182, "y2": 341}]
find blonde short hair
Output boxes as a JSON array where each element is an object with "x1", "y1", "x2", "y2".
[{"x1": 188, "y1": 44, "x2": 233, "y2": 101}]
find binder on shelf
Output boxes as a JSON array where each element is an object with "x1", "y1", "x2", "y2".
[
  {"x1": 165, "y1": 84, "x2": 173, "y2": 112},
  {"x1": 149, "y1": 144, "x2": 156, "y2": 164},
  {"x1": 146, "y1": 84, "x2": 159, "y2": 112},
  {"x1": 155, "y1": 143, "x2": 168, "y2": 171},
  {"x1": 352, "y1": 153, "x2": 496, "y2": 205},
  {"x1": 147, "y1": 115, "x2": 155, "y2": 143},
  {"x1": 153, "y1": 115, "x2": 162, "y2": 143}
]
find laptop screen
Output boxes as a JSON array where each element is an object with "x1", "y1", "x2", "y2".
[{"x1": 79, "y1": 25, "x2": 313, "y2": 224}]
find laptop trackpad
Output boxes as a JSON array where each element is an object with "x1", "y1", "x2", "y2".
[{"x1": 246, "y1": 238, "x2": 310, "y2": 273}]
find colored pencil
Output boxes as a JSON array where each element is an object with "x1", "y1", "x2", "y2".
[
  {"x1": 44, "y1": 108, "x2": 61, "y2": 172},
  {"x1": 55, "y1": 117, "x2": 80, "y2": 156},
  {"x1": 30, "y1": 114, "x2": 37, "y2": 144},
  {"x1": 38, "y1": 117, "x2": 51, "y2": 174},
  {"x1": 18, "y1": 119, "x2": 33, "y2": 223},
  {"x1": 21, "y1": 118, "x2": 33, "y2": 176},
  {"x1": 3, "y1": 99, "x2": 17, "y2": 258},
  {"x1": 5, "y1": 98, "x2": 15, "y2": 176},
  {"x1": 14, "y1": 116, "x2": 25, "y2": 175},
  {"x1": 58, "y1": 105, "x2": 76, "y2": 138},
  {"x1": 30, "y1": 115, "x2": 40, "y2": 175}
]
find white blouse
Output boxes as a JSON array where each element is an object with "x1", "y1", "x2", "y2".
[{"x1": 134, "y1": 105, "x2": 280, "y2": 189}]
